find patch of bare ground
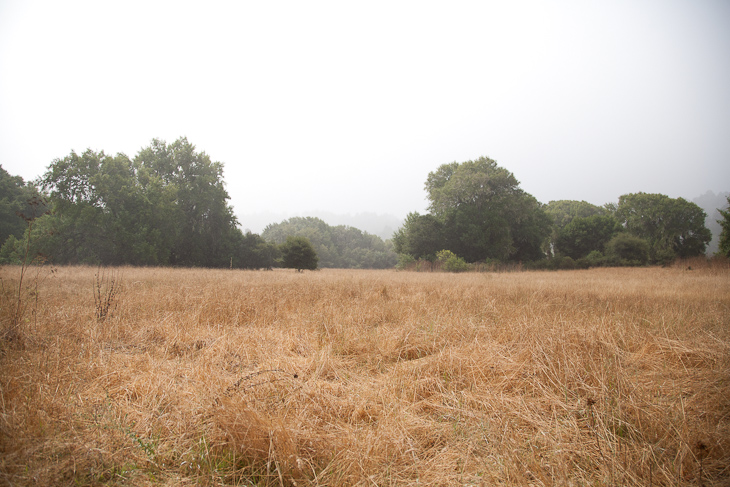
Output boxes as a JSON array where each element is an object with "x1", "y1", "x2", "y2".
[{"x1": 1, "y1": 264, "x2": 728, "y2": 485}]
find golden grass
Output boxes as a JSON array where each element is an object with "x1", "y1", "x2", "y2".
[{"x1": 1, "y1": 265, "x2": 729, "y2": 486}]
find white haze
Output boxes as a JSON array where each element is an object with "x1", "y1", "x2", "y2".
[{"x1": 1, "y1": 0, "x2": 728, "y2": 233}]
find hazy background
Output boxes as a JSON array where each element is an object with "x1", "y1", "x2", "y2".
[{"x1": 1, "y1": 0, "x2": 728, "y2": 235}]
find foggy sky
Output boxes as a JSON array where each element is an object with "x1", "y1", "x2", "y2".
[{"x1": 1, "y1": 0, "x2": 728, "y2": 228}]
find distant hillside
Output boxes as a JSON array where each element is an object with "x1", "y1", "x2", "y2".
[
  {"x1": 239, "y1": 211, "x2": 403, "y2": 241},
  {"x1": 693, "y1": 190, "x2": 729, "y2": 255}
]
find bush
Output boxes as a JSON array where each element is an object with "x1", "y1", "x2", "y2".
[
  {"x1": 0, "y1": 236, "x2": 23, "y2": 264},
  {"x1": 605, "y1": 233, "x2": 649, "y2": 266},
  {"x1": 575, "y1": 250, "x2": 605, "y2": 268},
  {"x1": 586, "y1": 250, "x2": 604, "y2": 264},
  {"x1": 436, "y1": 250, "x2": 469, "y2": 273},
  {"x1": 396, "y1": 253, "x2": 416, "y2": 270},
  {"x1": 558, "y1": 256, "x2": 576, "y2": 270}
]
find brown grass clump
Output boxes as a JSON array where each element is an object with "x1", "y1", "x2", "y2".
[{"x1": 1, "y1": 265, "x2": 728, "y2": 486}]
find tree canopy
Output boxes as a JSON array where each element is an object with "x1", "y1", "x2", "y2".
[
  {"x1": 544, "y1": 200, "x2": 606, "y2": 231},
  {"x1": 391, "y1": 213, "x2": 445, "y2": 261},
  {"x1": 555, "y1": 214, "x2": 621, "y2": 259},
  {"x1": 614, "y1": 193, "x2": 711, "y2": 263},
  {"x1": 12, "y1": 138, "x2": 250, "y2": 267},
  {"x1": 396, "y1": 157, "x2": 552, "y2": 263},
  {"x1": 1, "y1": 142, "x2": 722, "y2": 271},
  {"x1": 0, "y1": 165, "x2": 42, "y2": 246}
]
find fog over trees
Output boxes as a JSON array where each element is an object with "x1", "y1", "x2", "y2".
[
  {"x1": 693, "y1": 190, "x2": 730, "y2": 255},
  {"x1": 262, "y1": 217, "x2": 397, "y2": 269},
  {"x1": 0, "y1": 139, "x2": 724, "y2": 269}
]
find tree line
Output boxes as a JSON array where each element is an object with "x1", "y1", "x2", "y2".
[
  {"x1": 2, "y1": 142, "x2": 729, "y2": 270},
  {"x1": 0, "y1": 138, "x2": 319, "y2": 270},
  {"x1": 393, "y1": 156, "x2": 727, "y2": 269}
]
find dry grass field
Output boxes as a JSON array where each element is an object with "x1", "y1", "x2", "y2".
[{"x1": 1, "y1": 263, "x2": 729, "y2": 486}]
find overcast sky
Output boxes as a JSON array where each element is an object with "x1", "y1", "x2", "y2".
[{"x1": 1, "y1": 0, "x2": 728, "y2": 230}]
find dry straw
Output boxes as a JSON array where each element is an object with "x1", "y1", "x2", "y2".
[{"x1": 0, "y1": 263, "x2": 728, "y2": 485}]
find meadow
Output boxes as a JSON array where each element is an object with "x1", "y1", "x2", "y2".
[{"x1": 1, "y1": 263, "x2": 728, "y2": 486}]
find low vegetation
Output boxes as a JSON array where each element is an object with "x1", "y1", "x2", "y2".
[{"x1": 1, "y1": 263, "x2": 728, "y2": 485}]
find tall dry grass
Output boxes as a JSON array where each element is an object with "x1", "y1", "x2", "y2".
[{"x1": 1, "y1": 265, "x2": 728, "y2": 486}]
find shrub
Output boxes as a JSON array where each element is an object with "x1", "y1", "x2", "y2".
[
  {"x1": 586, "y1": 250, "x2": 604, "y2": 264},
  {"x1": 558, "y1": 256, "x2": 576, "y2": 270},
  {"x1": 436, "y1": 250, "x2": 469, "y2": 273},
  {"x1": 605, "y1": 233, "x2": 649, "y2": 266},
  {"x1": 395, "y1": 253, "x2": 416, "y2": 270}
]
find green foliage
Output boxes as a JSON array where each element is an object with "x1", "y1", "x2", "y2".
[
  {"x1": 262, "y1": 217, "x2": 397, "y2": 269},
  {"x1": 0, "y1": 165, "x2": 43, "y2": 248},
  {"x1": 507, "y1": 194, "x2": 554, "y2": 262},
  {"x1": 615, "y1": 193, "x2": 711, "y2": 264},
  {"x1": 39, "y1": 149, "x2": 163, "y2": 265},
  {"x1": 436, "y1": 250, "x2": 469, "y2": 272},
  {"x1": 0, "y1": 195, "x2": 52, "y2": 266},
  {"x1": 555, "y1": 214, "x2": 621, "y2": 259},
  {"x1": 0, "y1": 235, "x2": 22, "y2": 264},
  {"x1": 236, "y1": 231, "x2": 279, "y2": 269},
  {"x1": 718, "y1": 197, "x2": 730, "y2": 258},
  {"x1": 35, "y1": 138, "x2": 257, "y2": 268},
  {"x1": 605, "y1": 233, "x2": 650, "y2": 266},
  {"x1": 545, "y1": 200, "x2": 607, "y2": 256},
  {"x1": 558, "y1": 256, "x2": 576, "y2": 270},
  {"x1": 585, "y1": 250, "x2": 605, "y2": 266},
  {"x1": 392, "y1": 213, "x2": 444, "y2": 261},
  {"x1": 134, "y1": 138, "x2": 239, "y2": 267},
  {"x1": 395, "y1": 253, "x2": 416, "y2": 270},
  {"x1": 397, "y1": 157, "x2": 551, "y2": 264},
  {"x1": 545, "y1": 200, "x2": 606, "y2": 231},
  {"x1": 279, "y1": 236, "x2": 318, "y2": 271}
]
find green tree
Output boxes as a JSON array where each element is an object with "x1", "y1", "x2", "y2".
[
  {"x1": 544, "y1": 199, "x2": 606, "y2": 256},
  {"x1": 392, "y1": 213, "x2": 445, "y2": 261},
  {"x1": 0, "y1": 195, "x2": 50, "y2": 264},
  {"x1": 37, "y1": 138, "x2": 244, "y2": 267},
  {"x1": 400, "y1": 157, "x2": 551, "y2": 262},
  {"x1": 40, "y1": 150, "x2": 144, "y2": 264},
  {"x1": 237, "y1": 231, "x2": 280, "y2": 269},
  {"x1": 0, "y1": 165, "x2": 43, "y2": 248},
  {"x1": 135, "y1": 138, "x2": 239, "y2": 267},
  {"x1": 545, "y1": 200, "x2": 606, "y2": 231},
  {"x1": 39, "y1": 149, "x2": 176, "y2": 265},
  {"x1": 555, "y1": 214, "x2": 621, "y2": 259},
  {"x1": 508, "y1": 194, "x2": 554, "y2": 261},
  {"x1": 718, "y1": 196, "x2": 730, "y2": 257},
  {"x1": 615, "y1": 193, "x2": 712, "y2": 263},
  {"x1": 279, "y1": 236, "x2": 318, "y2": 271}
]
